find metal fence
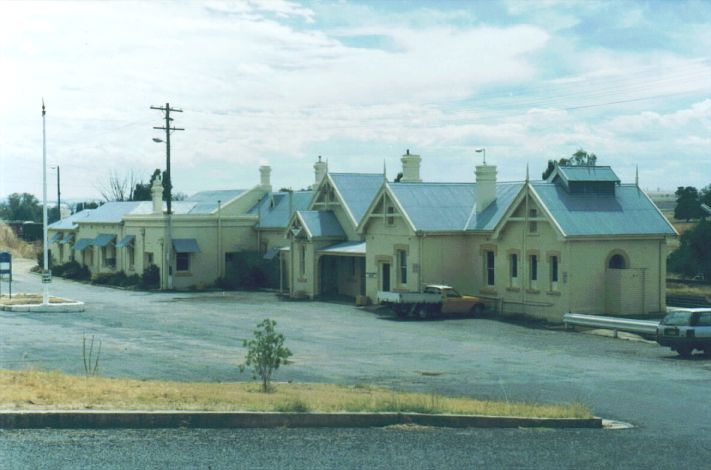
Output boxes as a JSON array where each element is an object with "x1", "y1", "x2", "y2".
[{"x1": 563, "y1": 313, "x2": 659, "y2": 336}]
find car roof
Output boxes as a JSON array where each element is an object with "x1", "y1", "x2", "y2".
[{"x1": 425, "y1": 284, "x2": 454, "y2": 289}]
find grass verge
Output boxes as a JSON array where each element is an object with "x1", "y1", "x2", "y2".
[
  {"x1": 0, "y1": 294, "x2": 73, "y2": 306},
  {"x1": 0, "y1": 369, "x2": 591, "y2": 419}
]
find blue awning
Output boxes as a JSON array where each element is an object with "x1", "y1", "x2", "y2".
[
  {"x1": 116, "y1": 235, "x2": 135, "y2": 248},
  {"x1": 60, "y1": 232, "x2": 75, "y2": 245},
  {"x1": 173, "y1": 238, "x2": 200, "y2": 253},
  {"x1": 49, "y1": 232, "x2": 63, "y2": 243},
  {"x1": 93, "y1": 233, "x2": 116, "y2": 247},
  {"x1": 263, "y1": 246, "x2": 282, "y2": 260},
  {"x1": 73, "y1": 238, "x2": 94, "y2": 251}
]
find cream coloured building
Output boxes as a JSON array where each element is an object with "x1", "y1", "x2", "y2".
[
  {"x1": 286, "y1": 152, "x2": 677, "y2": 322},
  {"x1": 48, "y1": 166, "x2": 310, "y2": 290}
]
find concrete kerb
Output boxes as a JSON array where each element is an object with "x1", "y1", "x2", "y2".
[
  {"x1": 0, "y1": 301, "x2": 85, "y2": 313},
  {"x1": 0, "y1": 410, "x2": 603, "y2": 429}
]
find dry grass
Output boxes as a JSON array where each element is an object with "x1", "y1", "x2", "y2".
[
  {"x1": 0, "y1": 369, "x2": 591, "y2": 419},
  {"x1": 0, "y1": 294, "x2": 73, "y2": 306},
  {"x1": 666, "y1": 283, "x2": 711, "y2": 298},
  {"x1": 0, "y1": 223, "x2": 38, "y2": 259}
]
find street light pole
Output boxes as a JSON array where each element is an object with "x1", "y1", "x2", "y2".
[
  {"x1": 41, "y1": 99, "x2": 50, "y2": 305},
  {"x1": 150, "y1": 103, "x2": 184, "y2": 290}
]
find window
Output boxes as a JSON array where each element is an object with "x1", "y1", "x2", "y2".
[
  {"x1": 299, "y1": 244, "x2": 306, "y2": 276},
  {"x1": 176, "y1": 252, "x2": 190, "y2": 272},
  {"x1": 386, "y1": 206, "x2": 395, "y2": 225},
  {"x1": 398, "y1": 250, "x2": 407, "y2": 285},
  {"x1": 550, "y1": 255, "x2": 559, "y2": 290},
  {"x1": 486, "y1": 251, "x2": 495, "y2": 286},
  {"x1": 510, "y1": 253, "x2": 518, "y2": 287},
  {"x1": 529, "y1": 254, "x2": 538, "y2": 283},
  {"x1": 529, "y1": 208, "x2": 538, "y2": 233},
  {"x1": 127, "y1": 245, "x2": 135, "y2": 270}
]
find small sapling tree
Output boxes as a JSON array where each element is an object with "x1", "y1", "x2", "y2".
[{"x1": 240, "y1": 319, "x2": 292, "y2": 392}]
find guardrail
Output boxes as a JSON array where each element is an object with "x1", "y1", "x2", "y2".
[{"x1": 563, "y1": 313, "x2": 659, "y2": 336}]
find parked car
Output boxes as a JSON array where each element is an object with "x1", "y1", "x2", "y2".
[
  {"x1": 656, "y1": 308, "x2": 711, "y2": 357},
  {"x1": 377, "y1": 284, "x2": 487, "y2": 319}
]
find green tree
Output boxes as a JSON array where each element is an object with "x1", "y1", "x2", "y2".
[
  {"x1": 542, "y1": 148, "x2": 597, "y2": 179},
  {"x1": 668, "y1": 220, "x2": 711, "y2": 280},
  {"x1": 674, "y1": 186, "x2": 702, "y2": 222},
  {"x1": 240, "y1": 319, "x2": 292, "y2": 392},
  {"x1": 0, "y1": 193, "x2": 42, "y2": 222}
]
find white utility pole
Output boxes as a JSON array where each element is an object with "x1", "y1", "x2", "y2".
[{"x1": 41, "y1": 99, "x2": 50, "y2": 305}]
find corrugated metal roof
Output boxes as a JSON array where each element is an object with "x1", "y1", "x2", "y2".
[
  {"x1": 318, "y1": 240, "x2": 366, "y2": 255},
  {"x1": 249, "y1": 191, "x2": 314, "y2": 228},
  {"x1": 298, "y1": 210, "x2": 346, "y2": 239},
  {"x1": 185, "y1": 190, "x2": 245, "y2": 203},
  {"x1": 48, "y1": 209, "x2": 94, "y2": 229},
  {"x1": 389, "y1": 182, "x2": 523, "y2": 232},
  {"x1": 329, "y1": 173, "x2": 384, "y2": 224},
  {"x1": 532, "y1": 183, "x2": 676, "y2": 236},
  {"x1": 80, "y1": 202, "x2": 143, "y2": 223},
  {"x1": 554, "y1": 166, "x2": 620, "y2": 183}
]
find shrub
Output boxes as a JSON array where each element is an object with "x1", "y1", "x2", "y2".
[
  {"x1": 240, "y1": 319, "x2": 292, "y2": 393},
  {"x1": 55, "y1": 260, "x2": 90, "y2": 281}
]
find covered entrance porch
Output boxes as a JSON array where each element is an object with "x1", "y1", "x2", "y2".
[{"x1": 317, "y1": 241, "x2": 366, "y2": 300}]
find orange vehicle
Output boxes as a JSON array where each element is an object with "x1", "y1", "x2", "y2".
[{"x1": 378, "y1": 284, "x2": 487, "y2": 320}]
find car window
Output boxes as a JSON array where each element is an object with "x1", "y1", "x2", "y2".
[
  {"x1": 697, "y1": 312, "x2": 711, "y2": 326},
  {"x1": 445, "y1": 289, "x2": 461, "y2": 298},
  {"x1": 424, "y1": 287, "x2": 439, "y2": 295},
  {"x1": 661, "y1": 311, "x2": 693, "y2": 326}
]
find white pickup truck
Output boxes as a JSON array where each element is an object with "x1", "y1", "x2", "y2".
[{"x1": 377, "y1": 284, "x2": 487, "y2": 319}]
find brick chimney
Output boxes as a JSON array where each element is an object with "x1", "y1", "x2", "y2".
[
  {"x1": 400, "y1": 149, "x2": 422, "y2": 182},
  {"x1": 312, "y1": 156, "x2": 328, "y2": 189},
  {"x1": 259, "y1": 165, "x2": 272, "y2": 191},
  {"x1": 151, "y1": 175, "x2": 163, "y2": 214},
  {"x1": 475, "y1": 164, "x2": 497, "y2": 213}
]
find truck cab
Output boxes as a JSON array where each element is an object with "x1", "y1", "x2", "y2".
[{"x1": 423, "y1": 285, "x2": 485, "y2": 316}]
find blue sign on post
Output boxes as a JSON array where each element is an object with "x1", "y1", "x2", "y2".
[{"x1": 0, "y1": 251, "x2": 12, "y2": 298}]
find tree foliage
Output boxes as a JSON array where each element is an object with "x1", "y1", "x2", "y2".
[
  {"x1": 0, "y1": 193, "x2": 42, "y2": 222},
  {"x1": 668, "y1": 220, "x2": 711, "y2": 281},
  {"x1": 542, "y1": 148, "x2": 598, "y2": 180},
  {"x1": 240, "y1": 319, "x2": 292, "y2": 392},
  {"x1": 674, "y1": 186, "x2": 704, "y2": 222}
]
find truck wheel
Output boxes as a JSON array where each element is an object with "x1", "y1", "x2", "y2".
[
  {"x1": 470, "y1": 304, "x2": 484, "y2": 317},
  {"x1": 676, "y1": 346, "x2": 693, "y2": 358},
  {"x1": 417, "y1": 305, "x2": 430, "y2": 320}
]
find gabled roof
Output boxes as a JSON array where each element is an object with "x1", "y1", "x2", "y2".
[
  {"x1": 327, "y1": 173, "x2": 384, "y2": 225},
  {"x1": 249, "y1": 191, "x2": 314, "y2": 229},
  {"x1": 48, "y1": 209, "x2": 94, "y2": 230},
  {"x1": 296, "y1": 211, "x2": 346, "y2": 239},
  {"x1": 531, "y1": 182, "x2": 677, "y2": 237},
  {"x1": 183, "y1": 190, "x2": 246, "y2": 214},
  {"x1": 382, "y1": 182, "x2": 524, "y2": 232},
  {"x1": 547, "y1": 165, "x2": 620, "y2": 183}
]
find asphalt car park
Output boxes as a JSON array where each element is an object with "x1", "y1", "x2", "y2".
[{"x1": 2, "y1": 260, "x2": 711, "y2": 468}]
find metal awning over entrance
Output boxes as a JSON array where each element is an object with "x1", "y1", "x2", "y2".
[
  {"x1": 317, "y1": 240, "x2": 366, "y2": 256},
  {"x1": 60, "y1": 232, "x2": 75, "y2": 245},
  {"x1": 93, "y1": 233, "x2": 116, "y2": 247},
  {"x1": 263, "y1": 246, "x2": 282, "y2": 260},
  {"x1": 173, "y1": 238, "x2": 200, "y2": 253},
  {"x1": 73, "y1": 238, "x2": 94, "y2": 251},
  {"x1": 116, "y1": 235, "x2": 135, "y2": 248}
]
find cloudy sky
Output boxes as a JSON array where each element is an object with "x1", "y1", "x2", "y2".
[{"x1": 1, "y1": 0, "x2": 709, "y2": 201}]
